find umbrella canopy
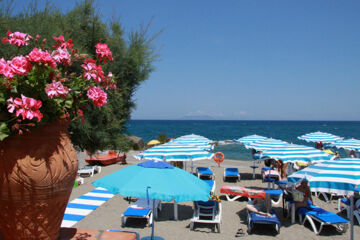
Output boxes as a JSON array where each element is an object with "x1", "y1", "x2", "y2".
[
  {"x1": 171, "y1": 140, "x2": 214, "y2": 151},
  {"x1": 175, "y1": 134, "x2": 211, "y2": 142},
  {"x1": 93, "y1": 160, "x2": 211, "y2": 202},
  {"x1": 244, "y1": 138, "x2": 289, "y2": 151},
  {"x1": 331, "y1": 138, "x2": 360, "y2": 151},
  {"x1": 298, "y1": 131, "x2": 343, "y2": 144},
  {"x1": 135, "y1": 142, "x2": 214, "y2": 162},
  {"x1": 259, "y1": 144, "x2": 332, "y2": 164},
  {"x1": 288, "y1": 158, "x2": 360, "y2": 195},
  {"x1": 235, "y1": 134, "x2": 269, "y2": 144},
  {"x1": 148, "y1": 140, "x2": 161, "y2": 145}
]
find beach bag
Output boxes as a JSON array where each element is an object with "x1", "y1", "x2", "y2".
[{"x1": 292, "y1": 190, "x2": 304, "y2": 202}]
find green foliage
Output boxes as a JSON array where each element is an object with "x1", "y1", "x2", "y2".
[
  {"x1": 158, "y1": 133, "x2": 167, "y2": 144},
  {"x1": 0, "y1": 0, "x2": 159, "y2": 152}
]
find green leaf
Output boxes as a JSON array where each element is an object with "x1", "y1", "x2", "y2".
[
  {"x1": 65, "y1": 99, "x2": 73, "y2": 109},
  {"x1": 0, "y1": 122, "x2": 10, "y2": 141}
]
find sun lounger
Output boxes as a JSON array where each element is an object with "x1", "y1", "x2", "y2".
[
  {"x1": 202, "y1": 179, "x2": 216, "y2": 194},
  {"x1": 220, "y1": 186, "x2": 266, "y2": 202},
  {"x1": 338, "y1": 197, "x2": 360, "y2": 224},
  {"x1": 121, "y1": 198, "x2": 161, "y2": 227},
  {"x1": 77, "y1": 166, "x2": 101, "y2": 177},
  {"x1": 190, "y1": 200, "x2": 222, "y2": 233},
  {"x1": 223, "y1": 168, "x2": 240, "y2": 182},
  {"x1": 196, "y1": 167, "x2": 214, "y2": 179},
  {"x1": 297, "y1": 202, "x2": 349, "y2": 235},
  {"x1": 262, "y1": 169, "x2": 280, "y2": 181},
  {"x1": 247, "y1": 209, "x2": 281, "y2": 234}
]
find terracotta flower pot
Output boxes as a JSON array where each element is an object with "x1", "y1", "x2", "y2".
[{"x1": 0, "y1": 119, "x2": 78, "y2": 240}]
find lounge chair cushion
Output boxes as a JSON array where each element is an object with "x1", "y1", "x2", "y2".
[
  {"x1": 225, "y1": 168, "x2": 239, "y2": 176},
  {"x1": 123, "y1": 207, "x2": 151, "y2": 217},
  {"x1": 298, "y1": 206, "x2": 348, "y2": 224},
  {"x1": 197, "y1": 167, "x2": 213, "y2": 175},
  {"x1": 248, "y1": 210, "x2": 281, "y2": 228}
]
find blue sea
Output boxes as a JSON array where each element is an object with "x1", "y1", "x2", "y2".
[{"x1": 126, "y1": 120, "x2": 360, "y2": 161}]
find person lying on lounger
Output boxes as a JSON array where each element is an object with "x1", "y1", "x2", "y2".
[
  {"x1": 294, "y1": 179, "x2": 313, "y2": 212},
  {"x1": 246, "y1": 197, "x2": 272, "y2": 217}
]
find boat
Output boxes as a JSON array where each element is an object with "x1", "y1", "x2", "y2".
[{"x1": 85, "y1": 151, "x2": 127, "y2": 166}]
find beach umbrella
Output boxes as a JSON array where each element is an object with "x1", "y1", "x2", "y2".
[
  {"x1": 259, "y1": 144, "x2": 332, "y2": 164},
  {"x1": 331, "y1": 138, "x2": 360, "y2": 151},
  {"x1": 244, "y1": 138, "x2": 289, "y2": 151},
  {"x1": 298, "y1": 131, "x2": 343, "y2": 144},
  {"x1": 172, "y1": 135, "x2": 214, "y2": 151},
  {"x1": 93, "y1": 160, "x2": 211, "y2": 240},
  {"x1": 175, "y1": 134, "x2": 212, "y2": 142},
  {"x1": 288, "y1": 158, "x2": 360, "y2": 240},
  {"x1": 234, "y1": 134, "x2": 268, "y2": 144}
]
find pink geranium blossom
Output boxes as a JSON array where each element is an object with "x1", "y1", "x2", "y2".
[
  {"x1": 7, "y1": 95, "x2": 43, "y2": 122},
  {"x1": 27, "y1": 48, "x2": 57, "y2": 68},
  {"x1": 101, "y1": 72, "x2": 116, "y2": 90},
  {"x1": 52, "y1": 48, "x2": 71, "y2": 66},
  {"x1": 45, "y1": 81, "x2": 70, "y2": 98},
  {"x1": 2, "y1": 30, "x2": 31, "y2": 47},
  {"x1": 95, "y1": 43, "x2": 113, "y2": 63},
  {"x1": 81, "y1": 58, "x2": 104, "y2": 83},
  {"x1": 0, "y1": 58, "x2": 14, "y2": 78},
  {"x1": 9, "y1": 56, "x2": 32, "y2": 76},
  {"x1": 87, "y1": 86, "x2": 107, "y2": 107}
]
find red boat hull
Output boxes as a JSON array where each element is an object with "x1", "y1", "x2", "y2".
[{"x1": 85, "y1": 153, "x2": 126, "y2": 166}]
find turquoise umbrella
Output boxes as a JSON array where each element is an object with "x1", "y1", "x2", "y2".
[{"x1": 93, "y1": 160, "x2": 210, "y2": 240}]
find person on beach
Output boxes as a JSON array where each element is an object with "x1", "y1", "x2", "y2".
[
  {"x1": 276, "y1": 159, "x2": 288, "y2": 180},
  {"x1": 332, "y1": 151, "x2": 340, "y2": 160},
  {"x1": 294, "y1": 179, "x2": 313, "y2": 212},
  {"x1": 315, "y1": 141, "x2": 324, "y2": 150},
  {"x1": 246, "y1": 197, "x2": 272, "y2": 217}
]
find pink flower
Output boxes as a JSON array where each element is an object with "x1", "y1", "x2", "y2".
[
  {"x1": 87, "y1": 86, "x2": 107, "y2": 107},
  {"x1": 9, "y1": 56, "x2": 32, "y2": 75},
  {"x1": 0, "y1": 58, "x2": 14, "y2": 78},
  {"x1": 81, "y1": 58, "x2": 104, "y2": 83},
  {"x1": 7, "y1": 95, "x2": 43, "y2": 122},
  {"x1": 27, "y1": 48, "x2": 57, "y2": 68},
  {"x1": 52, "y1": 48, "x2": 71, "y2": 65},
  {"x1": 2, "y1": 30, "x2": 31, "y2": 47},
  {"x1": 53, "y1": 35, "x2": 73, "y2": 49},
  {"x1": 45, "y1": 81, "x2": 70, "y2": 98},
  {"x1": 95, "y1": 43, "x2": 113, "y2": 63}
]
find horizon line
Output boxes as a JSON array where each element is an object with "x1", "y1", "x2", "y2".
[{"x1": 130, "y1": 119, "x2": 360, "y2": 122}]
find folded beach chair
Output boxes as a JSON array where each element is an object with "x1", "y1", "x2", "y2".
[
  {"x1": 196, "y1": 167, "x2": 214, "y2": 179},
  {"x1": 338, "y1": 197, "x2": 360, "y2": 224},
  {"x1": 190, "y1": 200, "x2": 222, "y2": 233},
  {"x1": 202, "y1": 179, "x2": 216, "y2": 194},
  {"x1": 220, "y1": 186, "x2": 266, "y2": 202},
  {"x1": 77, "y1": 166, "x2": 101, "y2": 177},
  {"x1": 247, "y1": 208, "x2": 281, "y2": 234},
  {"x1": 297, "y1": 201, "x2": 349, "y2": 235},
  {"x1": 223, "y1": 168, "x2": 240, "y2": 182},
  {"x1": 121, "y1": 198, "x2": 161, "y2": 227}
]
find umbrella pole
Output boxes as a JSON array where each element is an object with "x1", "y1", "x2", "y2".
[
  {"x1": 350, "y1": 195, "x2": 354, "y2": 240},
  {"x1": 174, "y1": 199, "x2": 178, "y2": 220},
  {"x1": 151, "y1": 199, "x2": 155, "y2": 240}
]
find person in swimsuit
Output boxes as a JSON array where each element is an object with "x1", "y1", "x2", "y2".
[
  {"x1": 246, "y1": 197, "x2": 272, "y2": 217},
  {"x1": 294, "y1": 179, "x2": 313, "y2": 212}
]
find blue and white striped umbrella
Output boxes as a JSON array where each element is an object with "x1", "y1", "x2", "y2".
[
  {"x1": 175, "y1": 134, "x2": 212, "y2": 142},
  {"x1": 331, "y1": 138, "x2": 360, "y2": 151},
  {"x1": 235, "y1": 134, "x2": 269, "y2": 144},
  {"x1": 298, "y1": 131, "x2": 343, "y2": 144},
  {"x1": 135, "y1": 142, "x2": 214, "y2": 162},
  {"x1": 171, "y1": 139, "x2": 214, "y2": 151},
  {"x1": 244, "y1": 138, "x2": 289, "y2": 151},
  {"x1": 259, "y1": 144, "x2": 332, "y2": 164}
]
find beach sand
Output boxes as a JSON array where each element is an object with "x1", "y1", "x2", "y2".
[{"x1": 70, "y1": 151, "x2": 359, "y2": 240}]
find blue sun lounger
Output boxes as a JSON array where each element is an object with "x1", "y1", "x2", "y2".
[
  {"x1": 297, "y1": 202, "x2": 349, "y2": 235},
  {"x1": 196, "y1": 167, "x2": 214, "y2": 179},
  {"x1": 121, "y1": 198, "x2": 161, "y2": 227},
  {"x1": 223, "y1": 168, "x2": 240, "y2": 182},
  {"x1": 247, "y1": 209, "x2": 281, "y2": 234}
]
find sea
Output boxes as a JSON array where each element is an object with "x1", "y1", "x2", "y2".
[{"x1": 126, "y1": 120, "x2": 360, "y2": 161}]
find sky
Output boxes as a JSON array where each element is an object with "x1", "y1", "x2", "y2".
[{"x1": 12, "y1": 0, "x2": 360, "y2": 120}]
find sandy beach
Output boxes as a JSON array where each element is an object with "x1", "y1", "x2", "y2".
[{"x1": 70, "y1": 151, "x2": 359, "y2": 240}]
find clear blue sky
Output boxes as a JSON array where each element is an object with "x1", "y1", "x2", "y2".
[{"x1": 14, "y1": 0, "x2": 360, "y2": 120}]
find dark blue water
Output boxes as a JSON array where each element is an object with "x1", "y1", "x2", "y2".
[{"x1": 126, "y1": 120, "x2": 360, "y2": 161}]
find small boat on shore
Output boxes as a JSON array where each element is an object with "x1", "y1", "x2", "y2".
[{"x1": 85, "y1": 151, "x2": 127, "y2": 166}]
